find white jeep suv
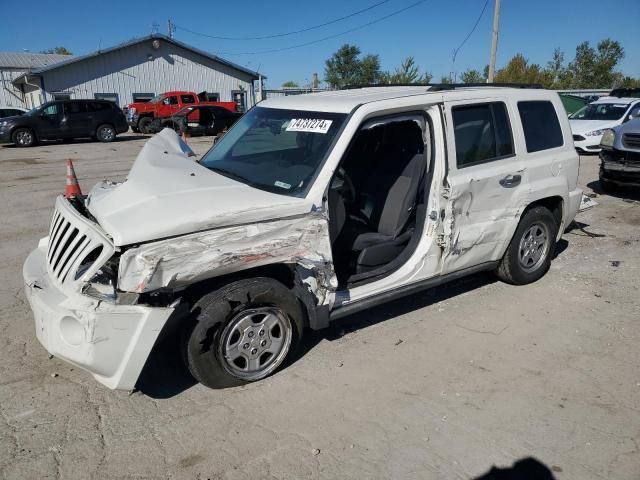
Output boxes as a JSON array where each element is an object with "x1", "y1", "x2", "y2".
[{"x1": 23, "y1": 85, "x2": 584, "y2": 390}]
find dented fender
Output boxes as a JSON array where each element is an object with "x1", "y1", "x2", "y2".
[{"x1": 117, "y1": 212, "x2": 337, "y2": 307}]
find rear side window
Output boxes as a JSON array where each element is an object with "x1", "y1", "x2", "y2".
[
  {"x1": 518, "y1": 101, "x2": 564, "y2": 152},
  {"x1": 452, "y1": 102, "x2": 514, "y2": 168},
  {"x1": 64, "y1": 102, "x2": 86, "y2": 114},
  {"x1": 87, "y1": 102, "x2": 110, "y2": 112},
  {"x1": 181, "y1": 95, "x2": 196, "y2": 104}
]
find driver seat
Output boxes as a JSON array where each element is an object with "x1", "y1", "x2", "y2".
[{"x1": 349, "y1": 121, "x2": 427, "y2": 274}]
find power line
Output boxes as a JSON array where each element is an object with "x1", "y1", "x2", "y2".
[
  {"x1": 175, "y1": 0, "x2": 392, "y2": 41},
  {"x1": 452, "y1": 0, "x2": 490, "y2": 65},
  {"x1": 213, "y1": 0, "x2": 431, "y2": 56}
]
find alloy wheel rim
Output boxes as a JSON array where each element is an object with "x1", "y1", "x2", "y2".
[
  {"x1": 220, "y1": 307, "x2": 292, "y2": 380},
  {"x1": 518, "y1": 222, "x2": 549, "y2": 272},
  {"x1": 100, "y1": 127, "x2": 114, "y2": 140},
  {"x1": 17, "y1": 130, "x2": 32, "y2": 145}
]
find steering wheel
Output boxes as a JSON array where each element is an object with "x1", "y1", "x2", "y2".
[{"x1": 334, "y1": 167, "x2": 356, "y2": 204}]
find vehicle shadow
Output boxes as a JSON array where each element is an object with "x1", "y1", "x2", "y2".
[
  {"x1": 586, "y1": 180, "x2": 640, "y2": 201},
  {"x1": 137, "y1": 238, "x2": 574, "y2": 399},
  {"x1": 0, "y1": 135, "x2": 149, "y2": 148},
  {"x1": 473, "y1": 457, "x2": 558, "y2": 479}
]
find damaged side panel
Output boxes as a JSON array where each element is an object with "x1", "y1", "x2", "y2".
[{"x1": 118, "y1": 212, "x2": 337, "y2": 306}]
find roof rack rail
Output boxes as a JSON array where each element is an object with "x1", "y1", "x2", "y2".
[{"x1": 343, "y1": 82, "x2": 544, "y2": 90}]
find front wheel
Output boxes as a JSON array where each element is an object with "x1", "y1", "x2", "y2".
[
  {"x1": 182, "y1": 278, "x2": 304, "y2": 389},
  {"x1": 12, "y1": 128, "x2": 36, "y2": 147},
  {"x1": 496, "y1": 206, "x2": 558, "y2": 285},
  {"x1": 138, "y1": 117, "x2": 153, "y2": 134}
]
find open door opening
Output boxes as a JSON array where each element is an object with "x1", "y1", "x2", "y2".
[{"x1": 328, "y1": 113, "x2": 432, "y2": 287}]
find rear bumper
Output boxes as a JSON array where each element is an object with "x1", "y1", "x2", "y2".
[
  {"x1": 566, "y1": 188, "x2": 583, "y2": 229},
  {"x1": 23, "y1": 242, "x2": 175, "y2": 390}
]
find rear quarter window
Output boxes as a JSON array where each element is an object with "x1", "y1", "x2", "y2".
[{"x1": 518, "y1": 101, "x2": 564, "y2": 152}]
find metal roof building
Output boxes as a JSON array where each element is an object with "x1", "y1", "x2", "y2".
[
  {"x1": 0, "y1": 52, "x2": 71, "y2": 107},
  {"x1": 9, "y1": 34, "x2": 262, "y2": 112}
]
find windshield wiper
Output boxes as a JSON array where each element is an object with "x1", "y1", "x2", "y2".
[{"x1": 208, "y1": 166, "x2": 256, "y2": 187}]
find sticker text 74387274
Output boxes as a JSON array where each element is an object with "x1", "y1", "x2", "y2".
[{"x1": 286, "y1": 119, "x2": 333, "y2": 134}]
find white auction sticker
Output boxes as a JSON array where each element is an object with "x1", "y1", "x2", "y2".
[{"x1": 286, "y1": 118, "x2": 333, "y2": 134}]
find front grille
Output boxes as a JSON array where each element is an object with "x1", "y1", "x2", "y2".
[
  {"x1": 46, "y1": 197, "x2": 114, "y2": 287},
  {"x1": 573, "y1": 134, "x2": 586, "y2": 141},
  {"x1": 622, "y1": 133, "x2": 640, "y2": 150}
]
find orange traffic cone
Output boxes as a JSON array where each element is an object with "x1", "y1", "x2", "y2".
[{"x1": 64, "y1": 159, "x2": 83, "y2": 198}]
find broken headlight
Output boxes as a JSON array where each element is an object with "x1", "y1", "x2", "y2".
[
  {"x1": 78, "y1": 256, "x2": 118, "y2": 303},
  {"x1": 600, "y1": 129, "x2": 615, "y2": 148}
]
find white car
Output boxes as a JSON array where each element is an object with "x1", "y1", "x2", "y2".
[
  {"x1": 23, "y1": 86, "x2": 584, "y2": 390},
  {"x1": 570, "y1": 97, "x2": 640, "y2": 153},
  {"x1": 0, "y1": 106, "x2": 28, "y2": 118}
]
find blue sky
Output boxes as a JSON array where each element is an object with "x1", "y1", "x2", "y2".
[{"x1": 1, "y1": 0, "x2": 638, "y2": 87}]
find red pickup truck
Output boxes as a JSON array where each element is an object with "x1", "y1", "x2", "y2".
[{"x1": 125, "y1": 91, "x2": 237, "y2": 133}]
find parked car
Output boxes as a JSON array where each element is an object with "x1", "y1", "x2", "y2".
[
  {"x1": 609, "y1": 87, "x2": 640, "y2": 98},
  {"x1": 148, "y1": 105, "x2": 242, "y2": 135},
  {"x1": 0, "y1": 100, "x2": 128, "y2": 147},
  {"x1": 0, "y1": 106, "x2": 28, "y2": 118},
  {"x1": 23, "y1": 85, "x2": 584, "y2": 390},
  {"x1": 559, "y1": 94, "x2": 587, "y2": 116},
  {"x1": 569, "y1": 96, "x2": 640, "y2": 153},
  {"x1": 125, "y1": 91, "x2": 237, "y2": 134},
  {"x1": 599, "y1": 117, "x2": 640, "y2": 191}
]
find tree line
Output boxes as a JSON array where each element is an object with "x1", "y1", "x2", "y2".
[{"x1": 317, "y1": 39, "x2": 639, "y2": 90}]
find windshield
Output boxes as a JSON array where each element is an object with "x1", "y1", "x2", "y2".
[
  {"x1": 25, "y1": 106, "x2": 43, "y2": 115},
  {"x1": 571, "y1": 103, "x2": 629, "y2": 121},
  {"x1": 200, "y1": 107, "x2": 347, "y2": 197},
  {"x1": 148, "y1": 94, "x2": 163, "y2": 104}
]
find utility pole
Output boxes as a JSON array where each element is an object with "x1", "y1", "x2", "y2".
[
  {"x1": 487, "y1": 0, "x2": 501, "y2": 83},
  {"x1": 167, "y1": 19, "x2": 174, "y2": 39}
]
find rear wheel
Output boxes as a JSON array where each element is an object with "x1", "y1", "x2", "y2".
[
  {"x1": 182, "y1": 278, "x2": 304, "y2": 389},
  {"x1": 496, "y1": 206, "x2": 558, "y2": 285},
  {"x1": 12, "y1": 128, "x2": 36, "y2": 147},
  {"x1": 138, "y1": 117, "x2": 153, "y2": 134},
  {"x1": 96, "y1": 124, "x2": 116, "y2": 142}
]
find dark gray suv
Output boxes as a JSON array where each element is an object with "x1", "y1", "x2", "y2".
[{"x1": 0, "y1": 100, "x2": 128, "y2": 147}]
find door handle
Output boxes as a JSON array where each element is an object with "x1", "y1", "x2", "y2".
[{"x1": 499, "y1": 174, "x2": 521, "y2": 188}]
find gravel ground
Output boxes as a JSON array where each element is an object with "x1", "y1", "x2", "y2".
[{"x1": 0, "y1": 133, "x2": 638, "y2": 480}]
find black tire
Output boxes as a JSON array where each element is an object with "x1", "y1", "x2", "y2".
[
  {"x1": 131, "y1": 126, "x2": 140, "y2": 133},
  {"x1": 182, "y1": 277, "x2": 304, "y2": 389},
  {"x1": 96, "y1": 124, "x2": 116, "y2": 142},
  {"x1": 12, "y1": 127, "x2": 36, "y2": 147},
  {"x1": 138, "y1": 117, "x2": 153, "y2": 134},
  {"x1": 496, "y1": 206, "x2": 559, "y2": 285}
]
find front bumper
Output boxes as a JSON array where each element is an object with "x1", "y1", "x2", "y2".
[
  {"x1": 127, "y1": 113, "x2": 139, "y2": 128},
  {"x1": 0, "y1": 129, "x2": 12, "y2": 143},
  {"x1": 573, "y1": 135, "x2": 602, "y2": 153},
  {"x1": 600, "y1": 148, "x2": 640, "y2": 187},
  {"x1": 23, "y1": 242, "x2": 175, "y2": 390}
]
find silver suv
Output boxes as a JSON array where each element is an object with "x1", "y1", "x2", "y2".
[
  {"x1": 23, "y1": 86, "x2": 583, "y2": 390},
  {"x1": 599, "y1": 117, "x2": 640, "y2": 191}
]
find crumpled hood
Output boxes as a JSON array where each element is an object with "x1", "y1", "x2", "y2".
[
  {"x1": 569, "y1": 119, "x2": 619, "y2": 135},
  {"x1": 87, "y1": 129, "x2": 311, "y2": 246}
]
